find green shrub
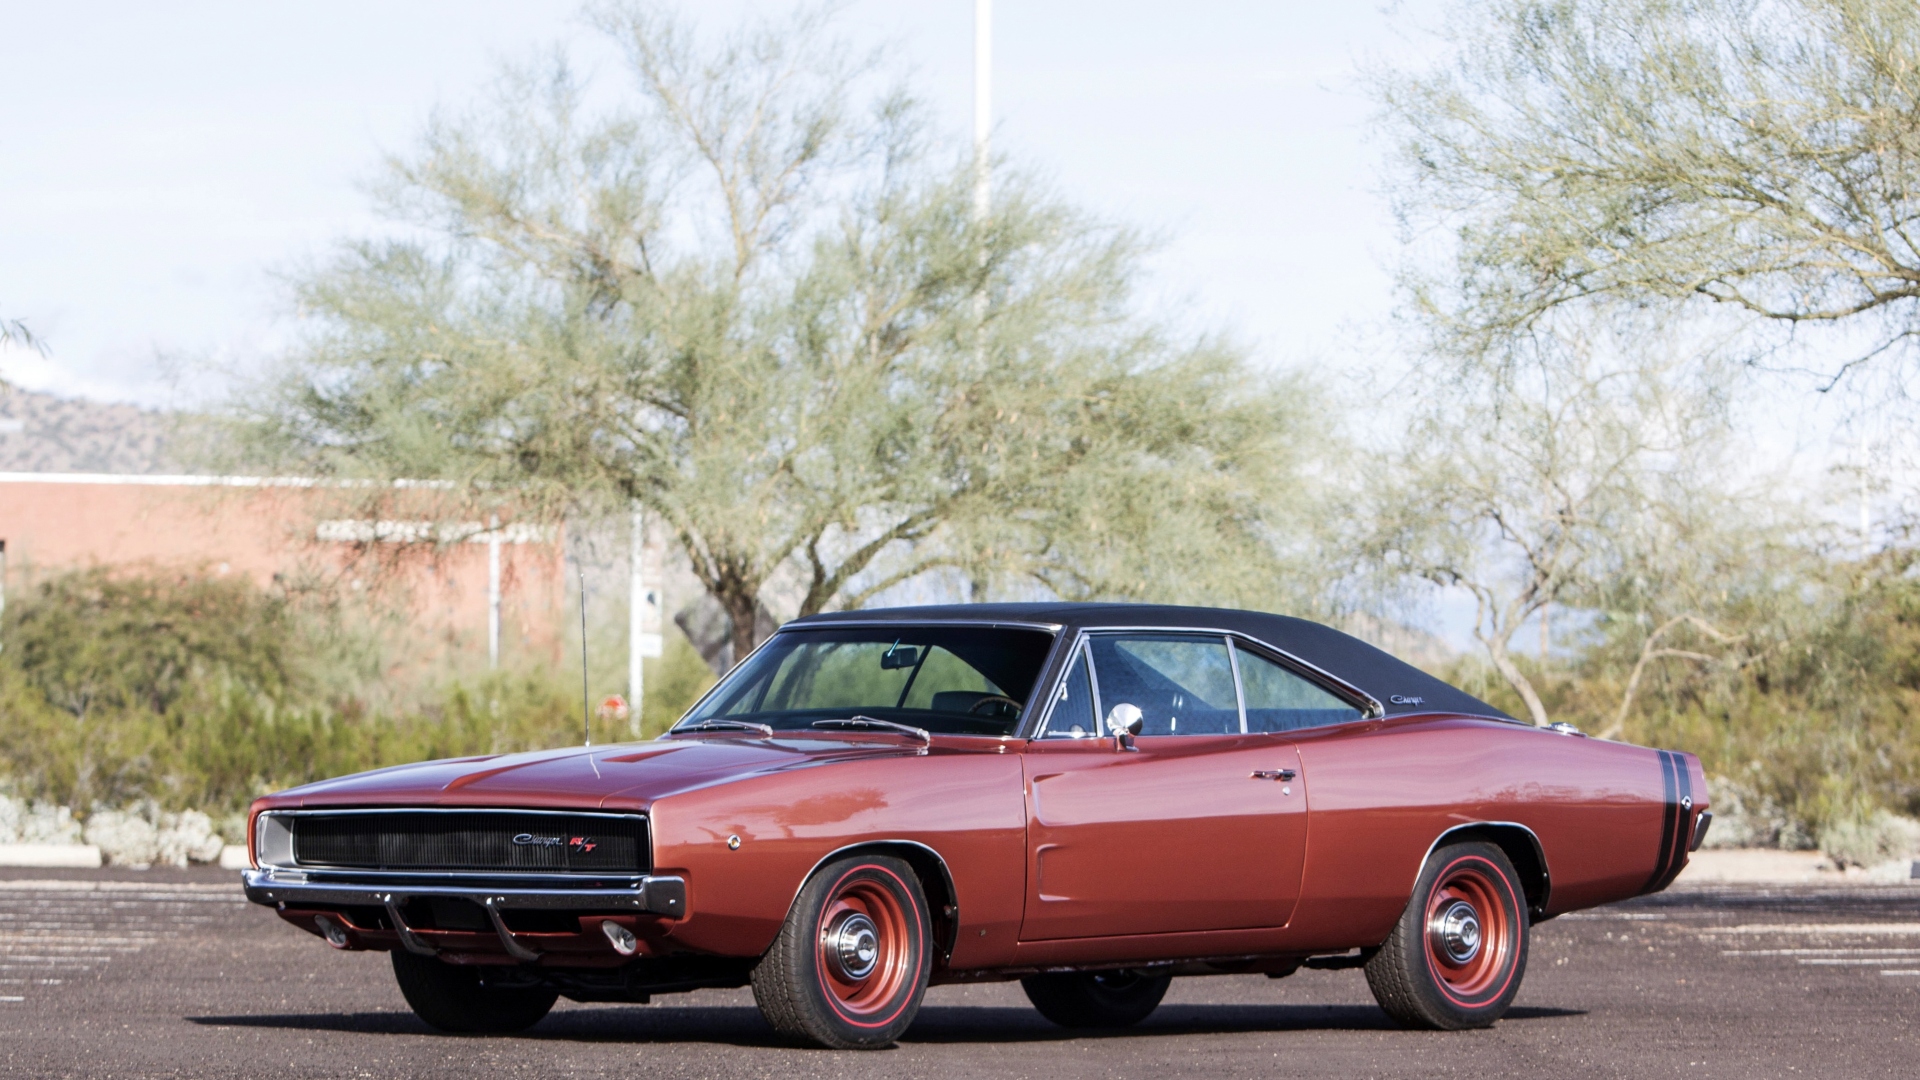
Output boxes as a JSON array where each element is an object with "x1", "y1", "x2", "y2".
[
  {"x1": 9, "y1": 567, "x2": 297, "y2": 719},
  {"x1": 1818, "y1": 810, "x2": 1920, "y2": 870},
  {"x1": 0, "y1": 565, "x2": 715, "y2": 822}
]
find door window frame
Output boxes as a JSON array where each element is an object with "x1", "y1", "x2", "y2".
[
  {"x1": 1032, "y1": 636, "x2": 1106, "y2": 739},
  {"x1": 1024, "y1": 626, "x2": 1382, "y2": 740}
]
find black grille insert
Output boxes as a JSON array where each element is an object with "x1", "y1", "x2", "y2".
[{"x1": 290, "y1": 811, "x2": 648, "y2": 874}]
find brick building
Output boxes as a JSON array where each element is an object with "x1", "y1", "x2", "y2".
[
  {"x1": 0, "y1": 390, "x2": 567, "y2": 663},
  {"x1": 0, "y1": 471, "x2": 567, "y2": 665}
]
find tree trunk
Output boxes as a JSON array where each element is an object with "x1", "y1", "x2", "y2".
[
  {"x1": 1595, "y1": 614, "x2": 1726, "y2": 742},
  {"x1": 1485, "y1": 633, "x2": 1551, "y2": 728},
  {"x1": 717, "y1": 584, "x2": 760, "y2": 669}
]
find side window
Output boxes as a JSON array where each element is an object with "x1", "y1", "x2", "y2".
[
  {"x1": 1236, "y1": 647, "x2": 1363, "y2": 732},
  {"x1": 1086, "y1": 634, "x2": 1240, "y2": 736},
  {"x1": 1039, "y1": 645, "x2": 1099, "y2": 738}
]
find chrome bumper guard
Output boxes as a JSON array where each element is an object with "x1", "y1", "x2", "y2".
[
  {"x1": 242, "y1": 868, "x2": 687, "y2": 961},
  {"x1": 1689, "y1": 809, "x2": 1714, "y2": 852}
]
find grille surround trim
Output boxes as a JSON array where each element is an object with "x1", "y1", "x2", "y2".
[{"x1": 264, "y1": 809, "x2": 650, "y2": 876}]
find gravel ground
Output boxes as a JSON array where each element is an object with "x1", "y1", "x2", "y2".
[{"x1": 1, "y1": 866, "x2": 1916, "y2": 1079}]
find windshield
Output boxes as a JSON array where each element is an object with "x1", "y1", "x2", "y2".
[{"x1": 678, "y1": 625, "x2": 1056, "y2": 737}]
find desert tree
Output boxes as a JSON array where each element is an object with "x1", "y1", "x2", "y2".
[
  {"x1": 1373, "y1": 0, "x2": 1920, "y2": 388},
  {"x1": 1579, "y1": 449, "x2": 1805, "y2": 740},
  {"x1": 238, "y1": 2, "x2": 1334, "y2": 656},
  {"x1": 1366, "y1": 0, "x2": 1920, "y2": 833},
  {"x1": 1361, "y1": 323, "x2": 1730, "y2": 727}
]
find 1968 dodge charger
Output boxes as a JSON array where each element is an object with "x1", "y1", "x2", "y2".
[{"x1": 243, "y1": 603, "x2": 1711, "y2": 1048}]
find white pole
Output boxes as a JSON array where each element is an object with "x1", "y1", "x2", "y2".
[
  {"x1": 629, "y1": 503, "x2": 645, "y2": 736},
  {"x1": 487, "y1": 514, "x2": 501, "y2": 669},
  {"x1": 1860, "y1": 437, "x2": 1873, "y2": 560},
  {"x1": 579, "y1": 564, "x2": 590, "y2": 747},
  {"x1": 971, "y1": 0, "x2": 993, "y2": 378},
  {"x1": 973, "y1": 0, "x2": 992, "y2": 222}
]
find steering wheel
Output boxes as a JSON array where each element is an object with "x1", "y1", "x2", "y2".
[{"x1": 967, "y1": 695, "x2": 1023, "y2": 717}]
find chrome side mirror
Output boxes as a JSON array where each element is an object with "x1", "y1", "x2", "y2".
[{"x1": 1105, "y1": 703, "x2": 1143, "y2": 750}]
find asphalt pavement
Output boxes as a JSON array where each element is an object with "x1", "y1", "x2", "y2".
[{"x1": 1, "y1": 865, "x2": 1915, "y2": 1079}]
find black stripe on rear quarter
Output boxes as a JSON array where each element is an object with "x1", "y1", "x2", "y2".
[
  {"x1": 1649, "y1": 755, "x2": 1695, "y2": 893},
  {"x1": 1642, "y1": 750, "x2": 1679, "y2": 894}
]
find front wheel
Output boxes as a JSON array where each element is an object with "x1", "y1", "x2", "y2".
[
  {"x1": 751, "y1": 853, "x2": 932, "y2": 1049},
  {"x1": 1021, "y1": 969, "x2": 1172, "y2": 1028},
  {"x1": 390, "y1": 952, "x2": 557, "y2": 1034},
  {"x1": 1364, "y1": 840, "x2": 1529, "y2": 1030}
]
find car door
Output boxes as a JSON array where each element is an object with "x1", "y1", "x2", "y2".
[{"x1": 1019, "y1": 631, "x2": 1308, "y2": 940}]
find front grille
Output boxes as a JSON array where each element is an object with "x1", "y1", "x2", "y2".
[{"x1": 290, "y1": 811, "x2": 648, "y2": 874}]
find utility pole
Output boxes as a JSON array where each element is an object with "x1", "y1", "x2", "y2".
[
  {"x1": 973, "y1": 0, "x2": 992, "y2": 223},
  {"x1": 967, "y1": 0, "x2": 993, "y2": 605},
  {"x1": 970, "y1": 0, "x2": 993, "y2": 392}
]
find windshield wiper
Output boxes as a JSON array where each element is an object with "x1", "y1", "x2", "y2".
[
  {"x1": 672, "y1": 719, "x2": 775, "y2": 738},
  {"x1": 811, "y1": 716, "x2": 932, "y2": 745}
]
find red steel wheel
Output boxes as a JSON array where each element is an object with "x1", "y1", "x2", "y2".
[
  {"x1": 814, "y1": 871, "x2": 916, "y2": 1022},
  {"x1": 1365, "y1": 839, "x2": 1529, "y2": 1030},
  {"x1": 752, "y1": 853, "x2": 931, "y2": 1049},
  {"x1": 1423, "y1": 858, "x2": 1514, "y2": 1003}
]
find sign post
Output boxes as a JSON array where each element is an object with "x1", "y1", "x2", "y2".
[{"x1": 629, "y1": 504, "x2": 663, "y2": 736}]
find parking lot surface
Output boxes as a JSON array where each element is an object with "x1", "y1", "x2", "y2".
[{"x1": 1, "y1": 866, "x2": 1916, "y2": 1079}]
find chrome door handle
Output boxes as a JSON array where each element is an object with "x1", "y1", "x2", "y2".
[{"x1": 1250, "y1": 769, "x2": 1296, "y2": 781}]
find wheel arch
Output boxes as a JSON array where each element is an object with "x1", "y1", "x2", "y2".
[
  {"x1": 1418, "y1": 822, "x2": 1551, "y2": 921},
  {"x1": 789, "y1": 840, "x2": 960, "y2": 965}
]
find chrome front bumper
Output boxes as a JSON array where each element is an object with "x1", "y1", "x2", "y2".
[
  {"x1": 242, "y1": 868, "x2": 687, "y2": 961},
  {"x1": 242, "y1": 868, "x2": 686, "y2": 915}
]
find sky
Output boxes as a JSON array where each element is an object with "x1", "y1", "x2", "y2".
[
  {"x1": 4, "y1": 1, "x2": 1909, "y2": 651},
  {"x1": 0, "y1": 0, "x2": 1444, "y2": 406}
]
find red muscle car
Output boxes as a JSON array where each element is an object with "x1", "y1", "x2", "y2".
[{"x1": 243, "y1": 604, "x2": 1711, "y2": 1048}]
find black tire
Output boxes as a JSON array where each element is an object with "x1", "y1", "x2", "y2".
[
  {"x1": 390, "y1": 952, "x2": 557, "y2": 1034},
  {"x1": 1021, "y1": 970, "x2": 1172, "y2": 1028},
  {"x1": 1365, "y1": 840, "x2": 1529, "y2": 1030},
  {"x1": 751, "y1": 853, "x2": 932, "y2": 1049}
]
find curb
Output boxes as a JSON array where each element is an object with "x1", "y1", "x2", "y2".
[{"x1": 0, "y1": 844, "x2": 104, "y2": 868}]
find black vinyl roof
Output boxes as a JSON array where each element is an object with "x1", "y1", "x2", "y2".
[{"x1": 788, "y1": 602, "x2": 1515, "y2": 723}]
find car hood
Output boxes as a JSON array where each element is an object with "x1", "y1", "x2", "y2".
[{"x1": 259, "y1": 735, "x2": 924, "y2": 812}]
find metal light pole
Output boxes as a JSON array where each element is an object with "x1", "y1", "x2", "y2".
[
  {"x1": 968, "y1": 0, "x2": 993, "y2": 605},
  {"x1": 974, "y1": 0, "x2": 992, "y2": 222}
]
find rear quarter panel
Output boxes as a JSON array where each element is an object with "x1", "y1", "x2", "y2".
[
  {"x1": 648, "y1": 745, "x2": 1027, "y2": 968},
  {"x1": 1287, "y1": 715, "x2": 1684, "y2": 952}
]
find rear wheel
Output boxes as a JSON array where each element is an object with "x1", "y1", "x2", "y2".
[
  {"x1": 390, "y1": 952, "x2": 557, "y2": 1034},
  {"x1": 751, "y1": 853, "x2": 932, "y2": 1049},
  {"x1": 1364, "y1": 840, "x2": 1529, "y2": 1030},
  {"x1": 1021, "y1": 969, "x2": 1172, "y2": 1028}
]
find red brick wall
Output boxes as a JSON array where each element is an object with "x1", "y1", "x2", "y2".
[{"x1": 0, "y1": 476, "x2": 565, "y2": 664}]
